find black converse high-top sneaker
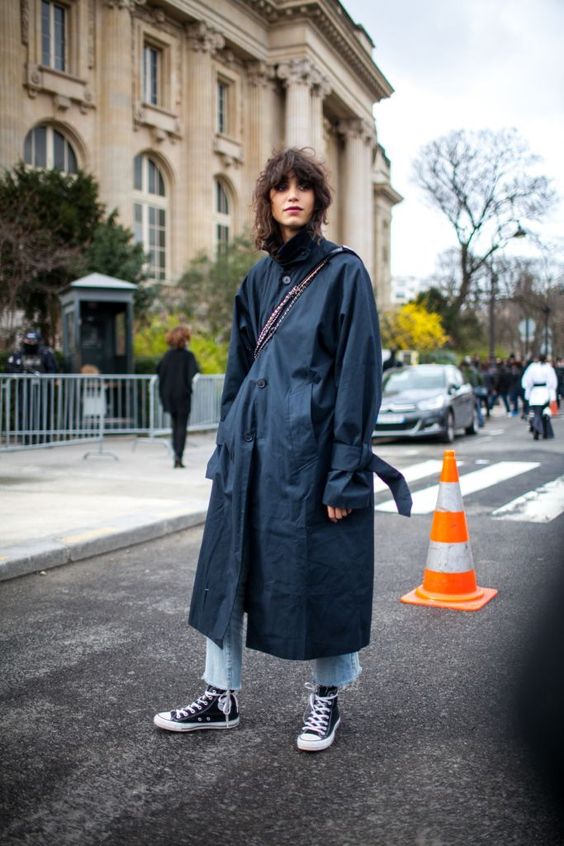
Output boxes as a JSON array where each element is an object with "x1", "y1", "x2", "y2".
[
  {"x1": 153, "y1": 685, "x2": 239, "y2": 732},
  {"x1": 297, "y1": 684, "x2": 340, "y2": 752}
]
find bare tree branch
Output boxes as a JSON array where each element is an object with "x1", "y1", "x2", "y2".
[{"x1": 412, "y1": 128, "x2": 558, "y2": 318}]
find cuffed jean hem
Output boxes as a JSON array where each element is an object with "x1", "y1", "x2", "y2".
[
  {"x1": 203, "y1": 635, "x2": 243, "y2": 691},
  {"x1": 311, "y1": 652, "x2": 362, "y2": 688}
]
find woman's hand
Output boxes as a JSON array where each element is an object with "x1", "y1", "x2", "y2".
[{"x1": 326, "y1": 505, "x2": 352, "y2": 523}]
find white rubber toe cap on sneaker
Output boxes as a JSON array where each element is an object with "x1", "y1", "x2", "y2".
[{"x1": 297, "y1": 717, "x2": 340, "y2": 751}]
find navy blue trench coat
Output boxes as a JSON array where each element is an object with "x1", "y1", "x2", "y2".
[{"x1": 188, "y1": 228, "x2": 411, "y2": 660}]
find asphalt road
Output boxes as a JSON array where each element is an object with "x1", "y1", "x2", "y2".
[{"x1": 1, "y1": 417, "x2": 563, "y2": 846}]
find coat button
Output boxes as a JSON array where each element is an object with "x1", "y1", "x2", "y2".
[
  {"x1": 281, "y1": 274, "x2": 291, "y2": 285},
  {"x1": 256, "y1": 379, "x2": 266, "y2": 388},
  {"x1": 243, "y1": 432, "x2": 255, "y2": 442}
]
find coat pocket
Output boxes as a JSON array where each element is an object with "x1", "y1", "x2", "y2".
[{"x1": 287, "y1": 383, "x2": 318, "y2": 471}]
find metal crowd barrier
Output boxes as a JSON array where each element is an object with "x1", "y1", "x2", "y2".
[{"x1": 0, "y1": 373, "x2": 224, "y2": 453}]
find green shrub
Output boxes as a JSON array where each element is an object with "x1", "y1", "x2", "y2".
[{"x1": 133, "y1": 314, "x2": 228, "y2": 374}]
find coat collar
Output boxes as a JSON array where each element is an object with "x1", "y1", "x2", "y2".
[{"x1": 274, "y1": 227, "x2": 316, "y2": 268}]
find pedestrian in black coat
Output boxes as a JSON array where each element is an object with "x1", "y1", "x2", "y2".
[
  {"x1": 153, "y1": 148, "x2": 411, "y2": 752},
  {"x1": 157, "y1": 325, "x2": 199, "y2": 467}
]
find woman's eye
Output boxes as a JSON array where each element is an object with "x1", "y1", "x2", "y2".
[
  {"x1": 298, "y1": 182, "x2": 311, "y2": 191},
  {"x1": 274, "y1": 182, "x2": 288, "y2": 192}
]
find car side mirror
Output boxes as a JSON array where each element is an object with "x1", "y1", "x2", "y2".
[{"x1": 448, "y1": 384, "x2": 457, "y2": 394}]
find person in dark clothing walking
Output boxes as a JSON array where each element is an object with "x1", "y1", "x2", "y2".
[
  {"x1": 490, "y1": 359, "x2": 511, "y2": 413},
  {"x1": 153, "y1": 148, "x2": 411, "y2": 752},
  {"x1": 157, "y1": 325, "x2": 199, "y2": 468},
  {"x1": 508, "y1": 356, "x2": 524, "y2": 417}
]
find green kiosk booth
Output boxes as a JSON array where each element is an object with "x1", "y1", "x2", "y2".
[{"x1": 59, "y1": 273, "x2": 135, "y2": 374}]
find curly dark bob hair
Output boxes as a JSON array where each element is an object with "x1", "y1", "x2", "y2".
[{"x1": 252, "y1": 147, "x2": 332, "y2": 255}]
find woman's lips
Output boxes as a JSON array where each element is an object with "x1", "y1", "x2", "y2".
[{"x1": 285, "y1": 207, "x2": 303, "y2": 213}]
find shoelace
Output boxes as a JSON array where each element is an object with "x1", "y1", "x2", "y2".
[
  {"x1": 301, "y1": 683, "x2": 337, "y2": 737},
  {"x1": 173, "y1": 688, "x2": 238, "y2": 725}
]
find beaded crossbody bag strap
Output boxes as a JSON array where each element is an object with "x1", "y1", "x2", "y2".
[{"x1": 253, "y1": 246, "x2": 350, "y2": 360}]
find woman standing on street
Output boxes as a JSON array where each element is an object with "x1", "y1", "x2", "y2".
[
  {"x1": 154, "y1": 148, "x2": 411, "y2": 752},
  {"x1": 522, "y1": 353, "x2": 557, "y2": 440},
  {"x1": 157, "y1": 325, "x2": 200, "y2": 467}
]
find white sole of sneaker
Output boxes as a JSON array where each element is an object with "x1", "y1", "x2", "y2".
[
  {"x1": 153, "y1": 714, "x2": 240, "y2": 732},
  {"x1": 297, "y1": 717, "x2": 341, "y2": 752}
]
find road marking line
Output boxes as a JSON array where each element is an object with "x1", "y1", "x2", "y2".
[
  {"x1": 492, "y1": 475, "x2": 564, "y2": 523},
  {"x1": 374, "y1": 459, "x2": 446, "y2": 493},
  {"x1": 376, "y1": 461, "x2": 540, "y2": 514}
]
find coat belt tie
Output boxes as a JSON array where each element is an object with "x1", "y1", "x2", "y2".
[{"x1": 330, "y1": 442, "x2": 412, "y2": 517}]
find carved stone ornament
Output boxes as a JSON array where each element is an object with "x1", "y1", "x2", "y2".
[
  {"x1": 246, "y1": 61, "x2": 276, "y2": 88},
  {"x1": 104, "y1": 0, "x2": 147, "y2": 9},
  {"x1": 185, "y1": 21, "x2": 225, "y2": 54},
  {"x1": 54, "y1": 94, "x2": 71, "y2": 111},
  {"x1": 151, "y1": 6, "x2": 166, "y2": 23},
  {"x1": 337, "y1": 117, "x2": 375, "y2": 145},
  {"x1": 26, "y1": 63, "x2": 42, "y2": 98},
  {"x1": 311, "y1": 74, "x2": 331, "y2": 99},
  {"x1": 277, "y1": 58, "x2": 316, "y2": 88}
]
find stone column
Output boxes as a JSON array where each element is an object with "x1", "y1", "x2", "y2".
[
  {"x1": 277, "y1": 59, "x2": 314, "y2": 148},
  {"x1": 0, "y1": 0, "x2": 25, "y2": 168},
  {"x1": 98, "y1": 0, "x2": 134, "y2": 225},
  {"x1": 310, "y1": 74, "x2": 331, "y2": 159},
  {"x1": 246, "y1": 61, "x2": 276, "y2": 178},
  {"x1": 185, "y1": 22, "x2": 224, "y2": 258},
  {"x1": 339, "y1": 118, "x2": 376, "y2": 275}
]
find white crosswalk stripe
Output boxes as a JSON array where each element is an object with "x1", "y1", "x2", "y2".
[
  {"x1": 492, "y1": 475, "x2": 564, "y2": 523},
  {"x1": 373, "y1": 459, "x2": 446, "y2": 493},
  {"x1": 375, "y1": 461, "x2": 540, "y2": 515}
]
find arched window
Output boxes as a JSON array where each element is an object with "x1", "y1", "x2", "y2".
[
  {"x1": 23, "y1": 125, "x2": 78, "y2": 173},
  {"x1": 133, "y1": 154, "x2": 167, "y2": 281},
  {"x1": 215, "y1": 179, "x2": 231, "y2": 256}
]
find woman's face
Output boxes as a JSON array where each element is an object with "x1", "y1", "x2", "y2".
[{"x1": 269, "y1": 172, "x2": 315, "y2": 243}]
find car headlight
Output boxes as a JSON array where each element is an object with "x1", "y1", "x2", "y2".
[{"x1": 417, "y1": 395, "x2": 446, "y2": 410}]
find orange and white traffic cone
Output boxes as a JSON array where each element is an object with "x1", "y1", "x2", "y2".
[{"x1": 400, "y1": 449, "x2": 497, "y2": 611}]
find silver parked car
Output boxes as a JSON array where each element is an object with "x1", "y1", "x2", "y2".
[{"x1": 374, "y1": 364, "x2": 478, "y2": 443}]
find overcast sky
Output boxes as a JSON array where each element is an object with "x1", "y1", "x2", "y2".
[{"x1": 341, "y1": 0, "x2": 564, "y2": 281}]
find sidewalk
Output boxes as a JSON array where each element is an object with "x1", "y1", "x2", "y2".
[{"x1": 0, "y1": 433, "x2": 216, "y2": 582}]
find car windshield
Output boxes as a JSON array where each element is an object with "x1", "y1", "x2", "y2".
[{"x1": 383, "y1": 368, "x2": 446, "y2": 395}]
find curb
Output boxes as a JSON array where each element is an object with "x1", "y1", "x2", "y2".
[{"x1": 0, "y1": 509, "x2": 208, "y2": 582}]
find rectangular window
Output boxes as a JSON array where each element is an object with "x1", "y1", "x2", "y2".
[
  {"x1": 217, "y1": 81, "x2": 228, "y2": 135},
  {"x1": 34, "y1": 125, "x2": 47, "y2": 168},
  {"x1": 216, "y1": 224, "x2": 229, "y2": 256},
  {"x1": 134, "y1": 156, "x2": 143, "y2": 191},
  {"x1": 133, "y1": 203, "x2": 143, "y2": 244},
  {"x1": 134, "y1": 203, "x2": 166, "y2": 281},
  {"x1": 143, "y1": 44, "x2": 161, "y2": 106},
  {"x1": 53, "y1": 130, "x2": 65, "y2": 171},
  {"x1": 41, "y1": 1, "x2": 67, "y2": 71}
]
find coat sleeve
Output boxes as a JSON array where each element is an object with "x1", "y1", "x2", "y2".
[
  {"x1": 322, "y1": 259, "x2": 382, "y2": 510},
  {"x1": 217, "y1": 276, "x2": 255, "y2": 441}
]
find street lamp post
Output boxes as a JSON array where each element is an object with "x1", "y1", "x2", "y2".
[
  {"x1": 541, "y1": 304, "x2": 551, "y2": 355},
  {"x1": 487, "y1": 225, "x2": 526, "y2": 362}
]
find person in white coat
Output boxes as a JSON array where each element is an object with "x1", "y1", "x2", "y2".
[{"x1": 522, "y1": 354, "x2": 557, "y2": 439}]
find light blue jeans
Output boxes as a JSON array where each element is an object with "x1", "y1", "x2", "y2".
[{"x1": 203, "y1": 570, "x2": 362, "y2": 691}]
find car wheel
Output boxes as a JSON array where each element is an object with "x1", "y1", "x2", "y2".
[
  {"x1": 465, "y1": 406, "x2": 479, "y2": 435},
  {"x1": 440, "y1": 410, "x2": 455, "y2": 443}
]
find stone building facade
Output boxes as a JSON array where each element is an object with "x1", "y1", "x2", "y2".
[{"x1": 0, "y1": 0, "x2": 401, "y2": 306}]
